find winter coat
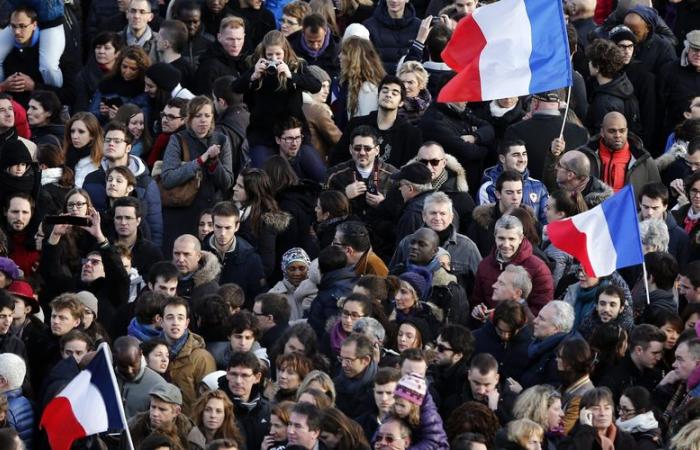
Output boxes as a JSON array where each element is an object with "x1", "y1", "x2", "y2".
[
  {"x1": 623, "y1": 61, "x2": 656, "y2": 148},
  {"x1": 129, "y1": 410, "x2": 206, "y2": 450},
  {"x1": 117, "y1": 361, "x2": 167, "y2": 419},
  {"x1": 235, "y1": 210, "x2": 291, "y2": 279},
  {"x1": 562, "y1": 272, "x2": 632, "y2": 329},
  {"x1": 579, "y1": 133, "x2": 661, "y2": 201},
  {"x1": 396, "y1": 190, "x2": 436, "y2": 245},
  {"x1": 479, "y1": 164, "x2": 549, "y2": 223},
  {"x1": 30, "y1": 123, "x2": 64, "y2": 147},
  {"x1": 635, "y1": 31, "x2": 677, "y2": 75},
  {"x1": 74, "y1": 156, "x2": 99, "y2": 188},
  {"x1": 662, "y1": 212, "x2": 691, "y2": 266},
  {"x1": 168, "y1": 331, "x2": 216, "y2": 415},
  {"x1": 83, "y1": 155, "x2": 163, "y2": 247},
  {"x1": 363, "y1": 0, "x2": 420, "y2": 74},
  {"x1": 542, "y1": 240, "x2": 574, "y2": 289},
  {"x1": 473, "y1": 321, "x2": 533, "y2": 381},
  {"x1": 659, "y1": 60, "x2": 700, "y2": 136},
  {"x1": 288, "y1": 29, "x2": 341, "y2": 78},
  {"x1": 472, "y1": 238, "x2": 554, "y2": 316},
  {"x1": 325, "y1": 159, "x2": 398, "y2": 220},
  {"x1": 275, "y1": 181, "x2": 321, "y2": 262},
  {"x1": 89, "y1": 76, "x2": 150, "y2": 125},
  {"x1": 5, "y1": 387, "x2": 34, "y2": 449},
  {"x1": 303, "y1": 94, "x2": 342, "y2": 160},
  {"x1": 334, "y1": 360, "x2": 378, "y2": 419},
  {"x1": 519, "y1": 331, "x2": 570, "y2": 388},
  {"x1": 597, "y1": 353, "x2": 663, "y2": 401},
  {"x1": 467, "y1": 203, "x2": 502, "y2": 257},
  {"x1": 585, "y1": 73, "x2": 641, "y2": 136},
  {"x1": 420, "y1": 103, "x2": 495, "y2": 190},
  {"x1": 577, "y1": 307, "x2": 635, "y2": 341},
  {"x1": 202, "y1": 235, "x2": 267, "y2": 304},
  {"x1": 673, "y1": 203, "x2": 700, "y2": 261},
  {"x1": 308, "y1": 266, "x2": 358, "y2": 338},
  {"x1": 218, "y1": 376, "x2": 272, "y2": 450},
  {"x1": 214, "y1": 104, "x2": 250, "y2": 180},
  {"x1": 194, "y1": 41, "x2": 249, "y2": 96},
  {"x1": 409, "y1": 392, "x2": 450, "y2": 450},
  {"x1": 176, "y1": 250, "x2": 221, "y2": 307},
  {"x1": 428, "y1": 356, "x2": 469, "y2": 417},
  {"x1": 472, "y1": 99, "x2": 527, "y2": 142},
  {"x1": 559, "y1": 423, "x2": 636, "y2": 450}
]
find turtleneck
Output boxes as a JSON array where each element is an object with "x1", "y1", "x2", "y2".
[{"x1": 436, "y1": 225, "x2": 452, "y2": 245}]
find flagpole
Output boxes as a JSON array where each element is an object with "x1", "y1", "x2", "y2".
[
  {"x1": 101, "y1": 343, "x2": 135, "y2": 450},
  {"x1": 558, "y1": 85, "x2": 573, "y2": 139},
  {"x1": 642, "y1": 260, "x2": 651, "y2": 305}
]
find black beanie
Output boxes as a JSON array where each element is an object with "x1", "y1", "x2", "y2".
[
  {"x1": 0, "y1": 140, "x2": 31, "y2": 169},
  {"x1": 145, "y1": 63, "x2": 181, "y2": 92}
]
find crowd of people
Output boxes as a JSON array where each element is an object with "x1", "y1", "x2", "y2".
[{"x1": 0, "y1": 0, "x2": 698, "y2": 449}]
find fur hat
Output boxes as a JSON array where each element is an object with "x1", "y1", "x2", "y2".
[
  {"x1": 394, "y1": 372, "x2": 427, "y2": 405},
  {"x1": 399, "y1": 267, "x2": 433, "y2": 302}
]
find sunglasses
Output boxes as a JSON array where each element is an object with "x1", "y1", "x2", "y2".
[
  {"x1": 419, "y1": 158, "x2": 444, "y2": 167},
  {"x1": 436, "y1": 343, "x2": 454, "y2": 352}
]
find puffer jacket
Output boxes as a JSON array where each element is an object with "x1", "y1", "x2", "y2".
[
  {"x1": 363, "y1": 0, "x2": 420, "y2": 74},
  {"x1": 408, "y1": 392, "x2": 450, "y2": 450},
  {"x1": 308, "y1": 266, "x2": 357, "y2": 338},
  {"x1": 478, "y1": 164, "x2": 549, "y2": 223},
  {"x1": 6, "y1": 387, "x2": 34, "y2": 449},
  {"x1": 471, "y1": 238, "x2": 554, "y2": 316},
  {"x1": 167, "y1": 331, "x2": 216, "y2": 415}
]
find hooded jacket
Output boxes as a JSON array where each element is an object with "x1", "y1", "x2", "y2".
[
  {"x1": 168, "y1": 331, "x2": 216, "y2": 415},
  {"x1": 479, "y1": 164, "x2": 549, "y2": 223},
  {"x1": 586, "y1": 73, "x2": 641, "y2": 135},
  {"x1": 363, "y1": 0, "x2": 420, "y2": 74}
]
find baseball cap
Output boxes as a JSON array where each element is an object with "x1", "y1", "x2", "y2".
[{"x1": 390, "y1": 162, "x2": 432, "y2": 184}]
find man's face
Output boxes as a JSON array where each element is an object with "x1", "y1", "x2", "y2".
[
  {"x1": 116, "y1": 347, "x2": 142, "y2": 380},
  {"x1": 434, "y1": 335, "x2": 460, "y2": 367},
  {"x1": 218, "y1": 27, "x2": 245, "y2": 57},
  {"x1": 0, "y1": 307, "x2": 13, "y2": 335},
  {"x1": 375, "y1": 420, "x2": 410, "y2": 450},
  {"x1": 340, "y1": 342, "x2": 369, "y2": 379},
  {"x1": 178, "y1": 9, "x2": 202, "y2": 37},
  {"x1": 640, "y1": 195, "x2": 666, "y2": 221},
  {"x1": 230, "y1": 329, "x2": 255, "y2": 352},
  {"x1": 51, "y1": 308, "x2": 80, "y2": 336},
  {"x1": 454, "y1": 0, "x2": 477, "y2": 14},
  {"x1": 0, "y1": 100, "x2": 14, "y2": 129},
  {"x1": 373, "y1": 382, "x2": 397, "y2": 414},
  {"x1": 226, "y1": 365, "x2": 261, "y2": 399},
  {"x1": 207, "y1": 0, "x2": 228, "y2": 14},
  {"x1": 679, "y1": 275, "x2": 700, "y2": 304},
  {"x1": 596, "y1": 292, "x2": 622, "y2": 323},
  {"x1": 150, "y1": 277, "x2": 178, "y2": 297},
  {"x1": 127, "y1": 0, "x2": 154, "y2": 32},
  {"x1": 423, "y1": 202, "x2": 452, "y2": 233},
  {"x1": 161, "y1": 106, "x2": 185, "y2": 134},
  {"x1": 491, "y1": 271, "x2": 519, "y2": 302},
  {"x1": 172, "y1": 240, "x2": 201, "y2": 275},
  {"x1": 617, "y1": 39, "x2": 635, "y2": 65},
  {"x1": 287, "y1": 412, "x2": 320, "y2": 449},
  {"x1": 494, "y1": 227, "x2": 523, "y2": 261},
  {"x1": 468, "y1": 368, "x2": 499, "y2": 401},
  {"x1": 149, "y1": 397, "x2": 179, "y2": 430},
  {"x1": 674, "y1": 342, "x2": 700, "y2": 380},
  {"x1": 417, "y1": 145, "x2": 446, "y2": 181},
  {"x1": 400, "y1": 359, "x2": 427, "y2": 377},
  {"x1": 276, "y1": 127, "x2": 303, "y2": 159},
  {"x1": 555, "y1": 155, "x2": 578, "y2": 189},
  {"x1": 61, "y1": 339, "x2": 89, "y2": 363},
  {"x1": 601, "y1": 115, "x2": 628, "y2": 151},
  {"x1": 501, "y1": 145, "x2": 528, "y2": 173},
  {"x1": 303, "y1": 27, "x2": 326, "y2": 52},
  {"x1": 533, "y1": 304, "x2": 559, "y2": 339},
  {"x1": 213, "y1": 215, "x2": 239, "y2": 250},
  {"x1": 386, "y1": 0, "x2": 408, "y2": 17},
  {"x1": 378, "y1": 83, "x2": 403, "y2": 111},
  {"x1": 104, "y1": 130, "x2": 131, "y2": 163},
  {"x1": 407, "y1": 231, "x2": 437, "y2": 264},
  {"x1": 114, "y1": 206, "x2": 140, "y2": 239},
  {"x1": 495, "y1": 180, "x2": 523, "y2": 210},
  {"x1": 634, "y1": 341, "x2": 664, "y2": 369},
  {"x1": 162, "y1": 304, "x2": 189, "y2": 340},
  {"x1": 6, "y1": 197, "x2": 32, "y2": 232},
  {"x1": 12, "y1": 298, "x2": 30, "y2": 322},
  {"x1": 688, "y1": 47, "x2": 700, "y2": 70},
  {"x1": 253, "y1": 301, "x2": 274, "y2": 331},
  {"x1": 350, "y1": 136, "x2": 379, "y2": 169},
  {"x1": 623, "y1": 13, "x2": 649, "y2": 42},
  {"x1": 81, "y1": 254, "x2": 105, "y2": 283},
  {"x1": 10, "y1": 12, "x2": 36, "y2": 46}
]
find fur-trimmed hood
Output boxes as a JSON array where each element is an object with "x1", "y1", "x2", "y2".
[
  {"x1": 472, "y1": 203, "x2": 498, "y2": 230},
  {"x1": 262, "y1": 210, "x2": 292, "y2": 233},
  {"x1": 432, "y1": 266, "x2": 457, "y2": 287},
  {"x1": 408, "y1": 153, "x2": 469, "y2": 192},
  {"x1": 193, "y1": 250, "x2": 222, "y2": 287}
]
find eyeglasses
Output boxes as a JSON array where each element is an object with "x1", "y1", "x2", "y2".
[
  {"x1": 105, "y1": 137, "x2": 126, "y2": 144},
  {"x1": 10, "y1": 23, "x2": 33, "y2": 30},
  {"x1": 280, "y1": 135, "x2": 303, "y2": 143},
  {"x1": 617, "y1": 43, "x2": 634, "y2": 50},
  {"x1": 419, "y1": 158, "x2": 444, "y2": 167},
  {"x1": 341, "y1": 309, "x2": 364, "y2": 320},
  {"x1": 376, "y1": 434, "x2": 400, "y2": 444},
  {"x1": 691, "y1": 188, "x2": 700, "y2": 198},
  {"x1": 160, "y1": 112, "x2": 182, "y2": 121},
  {"x1": 337, "y1": 355, "x2": 360, "y2": 364},
  {"x1": 436, "y1": 343, "x2": 453, "y2": 352},
  {"x1": 351, "y1": 145, "x2": 377, "y2": 153},
  {"x1": 67, "y1": 201, "x2": 87, "y2": 209},
  {"x1": 82, "y1": 258, "x2": 102, "y2": 266},
  {"x1": 618, "y1": 406, "x2": 636, "y2": 415}
]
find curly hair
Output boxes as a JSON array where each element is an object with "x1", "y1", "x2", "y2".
[
  {"x1": 108, "y1": 45, "x2": 151, "y2": 83},
  {"x1": 586, "y1": 39, "x2": 626, "y2": 78},
  {"x1": 192, "y1": 390, "x2": 246, "y2": 446},
  {"x1": 340, "y1": 37, "x2": 386, "y2": 117},
  {"x1": 283, "y1": 0, "x2": 311, "y2": 22},
  {"x1": 445, "y1": 401, "x2": 500, "y2": 444},
  {"x1": 513, "y1": 385, "x2": 561, "y2": 430}
]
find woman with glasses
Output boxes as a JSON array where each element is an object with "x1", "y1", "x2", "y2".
[
  {"x1": 672, "y1": 171, "x2": 700, "y2": 261},
  {"x1": 63, "y1": 112, "x2": 103, "y2": 187},
  {"x1": 615, "y1": 387, "x2": 661, "y2": 450},
  {"x1": 321, "y1": 293, "x2": 373, "y2": 360}
]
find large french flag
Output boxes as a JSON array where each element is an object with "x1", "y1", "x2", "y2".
[
  {"x1": 438, "y1": 0, "x2": 572, "y2": 102},
  {"x1": 40, "y1": 344, "x2": 129, "y2": 450},
  {"x1": 547, "y1": 185, "x2": 644, "y2": 278}
]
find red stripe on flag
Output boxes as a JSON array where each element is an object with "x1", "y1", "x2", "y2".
[
  {"x1": 438, "y1": 15, "x2": 487, "y2": 102},
  {"x1": 547, "y1": 218, "x2": 595, "y2": 277},
  {"x1": 40, "y1": 396, "x2": 88, "y2": 450}
]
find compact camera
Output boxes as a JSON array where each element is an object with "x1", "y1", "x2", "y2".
[{"x1": 265, "y1": 60, "x2": 280, "y2": 75}]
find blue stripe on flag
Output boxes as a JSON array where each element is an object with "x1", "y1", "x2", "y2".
[
  {"x1": 522, "y1": 0, "x2": 572, "y2": 93},
  {"x1": 600, "y1": 185, "x2": 644, "y2": 270},
  {"x1": 87, "y1": 349, "x2": 126, "y2": 431}
]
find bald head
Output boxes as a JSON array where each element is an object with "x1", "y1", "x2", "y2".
[
  {"x1": 174, "y1": 234, "x2": 201, "y2": 251},
  {"x1": 114, "y1": 335, "x2": 141, "y2": 353},
  {"x1": 567, "y1": 0, "x2": 596, "y2": 18},
  {"x1": 114, "y1": 336, "x2": 142, "y2": 380},
  {"x1": 561, "y1": 150, "x2": 591, "y2": 178},
  {"x1": 172, "y1": 234, "x2": 203, "y2": 275},
  {"x1": 601, "y1": 112, "x2": 629, "y2": 150}
]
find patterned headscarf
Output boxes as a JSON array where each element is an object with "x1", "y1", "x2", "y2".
[{"x1": 281, "y1": 247, "x2": 311, "y2": 276}]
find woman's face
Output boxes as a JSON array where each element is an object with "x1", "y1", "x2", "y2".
[
  {"x1": 340, "y1": 300, "x2": 366, "y2": 333},
  {"x1": 399, "y1": 72, "x2": 421, "y2": 98},
  {"x1": 577, "y1": 268, "x2": 599, "y2": 289},
  {"x1": 27, "y1": 99, "x2": 51, "y2": 126},
  {"x1": 397, "y1": 323, "x2": 419, "y2": 352},
  {"x1": 320, "y1": 431, "x2": 341, "y2": 449},
  {"x1": 66, "y1": 193, "x2": 89, "y2": 216},
  {"x1": 202, "y1": 398, "x2": 226, "y2": 432},
  {"x1": 394, "y1": 283, "x2": 417, "y2": 312},
  {"x1": 284, "y1": 336, "x2": 305, "y2": 355},
  {"x1": 589, "y1": 400, "x2": 614, "y2": 430},
  {"x1": 547, "y1": 398, "x2": 564, "y2": 431},
  {"x1": 147, "y1": 344, "x2": 170, "y2": 374},
  {"x1": 232, "y1": 175, "x2": 247, "y2": 204},
  {"x1": 106, "y1": 172, "x2": 133, "y2": 199},
  {"x1": 269, "y1": 414, "x2": 287, "y2": 441},
  {"x1": 686, "y1": 313, "x2": 700, "y2": 330},
  {"x1": 660, "y1": 322, "x2": 680, "y2": 350},
  {"x1": 70, "y1": 120, "x2": 92, "y2": 149},
  {"x1": 144, "y1": 77, "x2": 158, "y2": 98},
  {"x1": 285, "y1": 261, "x2": 308, "y2": 287},
  {"x1": 276, "y1": 366, "x2": 301, "y2": 390},
  {"x1": 545, "y1": 197, "x2": 563, "y2": 224},
  {"x1": 313, "y1": 80, "x2": 331, "y2": 104},
  {"x1": 191, "y1": 104, "x2": 214, "y2": 137},
  {"x1": 82, "y1": 308, "x2": 95, "y2": 328},
  {"x1": 120, "y1": 57, "x2": 140, "y2": 81},
  {"x1": 198, "y1": 213, "x2": 213, "y2": 241},
  {"x1": 280, "y1": 14, "x2": 302, "y2": 36},
  {"x1": 497, "y1": 97, "x2": 519, "y2": 109},
  {"x1": 128, "y1": 113, "x2": 144, "y2": 140},
  {"x1": 525, "y1": 434, "x2": 542, "y2": 450},
  {"x1": 95, "y1": 42, "x2": 118, "y2": 66},
  {"x1": 314, "y1": 199, "x2": 328, "y2": 222},
  {"x1": 265, "y1": 44, "x2": 285, "y2": 62},
  {"x1": 618, "y1": 395, "x2": 636, "y2": 422},
  {"x1": 298, "y1": 392, "x2": 317, "y2": 406}
]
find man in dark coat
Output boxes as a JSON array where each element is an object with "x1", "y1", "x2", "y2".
[
  {"x1": 173, "y1": 235, "x2": 221, "y2": 306},
  {"x1": 108, "y1": 197, "x2": 164, "y2": 276},
  {"x1": 334, "y1": 334, "x2": 378, "y2": 419},
  {"x1": 253, "y1": 293, "x2": 290, "y2": 350},
  {"x1": 392, "y1": 163, "x2": 436, "y2": 246},
  {"x1": 363, "y1": 0, "x2": 420, "y2": 74},
  {"x1": 622, "y1": 7, "x2": 677, "y2": 76},
  {"x1": 288, "y1": 14, "x2": 340, "y2": 78},
  {"x1": 213, "y1": 76, "x2": 250, "y2": 180},
  {"x1": 659, "y1": 31, "x2": 700, "y2": 139},
  {"x1": 639, "y1": 182, "x2": 690, "y2": 266},
  {"x1": 195, "y1": 17, "x2": 249, "y2": 96},
  {"x1": 172, "y1": 0, "x2": 215, "y2": 69},
  {"x1": 428, "y1": 324, "x2": 474, "y2": 416}
]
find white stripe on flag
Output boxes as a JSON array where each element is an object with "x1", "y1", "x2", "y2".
[
  {"x1": 473, "y1": 0, "x2": 532, "y2": 99},
  {"x1": 59, "y1": 371, "x2": 109, "y2": 434},
  {"x1": 571, "y1": 206, "x2": 617, "y2": 277}
]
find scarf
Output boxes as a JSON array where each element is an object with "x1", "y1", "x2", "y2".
[
  {"x1": 684, "y1": 207, "x2": 700, "y2": 233},
  {"x1": 163, "y1": 329, "x2": 190, "y2": 357},
  {"x1": 299, "y1": 27, "x2": 330, "y2": 58},
  {"x1": 0, "y1": 169, "x2": 36, "y2": 198},
  {"x1": 329, "y1": 320, "x2": 348, "y2": 355},
  {"x1": 126, "y1": 25, "x2": 153, "y2": 48},
  {"x1": 403, "y1": 89, "x2": 432, "y2": 114},
  {"x1": 436, "y1": 224, "x2": 452, "y2": 246},
  {"x1": 489, "y1": 100, "x2": 517, "y2": 118},
  {"x1": 66, "y1": 145, "x2": 92, "y2": 170},
  {"x1": 335, "y1": 360, "x2": 378, "y2": 396},
  {"x1": 432, "y1": 169, "x2": 449, "y2": 191},
  {"x1": 528, "y1": 332, "x2": 565, "y2": 359},
  {"x1": 615, "y1": 411, "x2": 658, "y2": 433},
  {"x1": 598, "y1": 140, "x2": 631, "y2": 192},
  {"x1": 41, "y1": 167, "x2": 63, "y2": 185},
  {"x1": 127, "y1": 318, "x2": 162, "y2": 342},
  {"x1": 598, "y1": 424, "x2": 617, "y2": 450}
]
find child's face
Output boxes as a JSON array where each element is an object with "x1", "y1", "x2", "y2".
[
  {"x1": 7, "y1": 163, "x2": 28, "y2": 177},
  {"x1": 393, "y1": 397, "x2": 413, "y2": 417}
]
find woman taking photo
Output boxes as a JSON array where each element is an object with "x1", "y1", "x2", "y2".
[
  {"x1": 27, "y1": 90, "x2": 64, "y2": 146},
  {"x1": 192, "y1": 389, "x2": 246, "y2": 446},
  {"x1": 63, "y1": 112, "x2": 103, "y2": 187},
  {"x1": 160, "y1": 95, "x2": 234, "y2": 254},
  {"x1": 232, "y1": 30, "x2": 320, "y2": 168}
]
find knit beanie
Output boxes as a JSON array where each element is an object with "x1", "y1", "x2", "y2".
[
  {"x1": 394, "y1": 372, "x2": 427, "y2": 405},
  {"x1": 76, "y1": 291, "x2": 99, "y2": 318},
  {"x1": 0, "y1": 257, "x2": 20, "y2": 280},
  {"x1": 608, "y1": 25, "x2": 637, "y2": 44},
  {"x1": 281, "y1": 247, "x2": 311, "y2": 274},
  {"x1": 0, "y1": 139, "x2": 32, "y2": 169},
  {"x1": 399, "y1": 267, "x2": 433, "y2": 302},
  {"x1": 145, "y1": 63, "x2": 181, "y2": 92}
]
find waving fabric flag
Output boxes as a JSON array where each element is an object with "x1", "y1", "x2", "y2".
[
  {"x1": 41, "y1": 343, "x2": 129, "y2": 450},
  {"x1": 547, "y1": 185, "x2": 644, "y2": 278},
  {"x1": 438, "y1": 0, "x2": 572, "y2": 102}
]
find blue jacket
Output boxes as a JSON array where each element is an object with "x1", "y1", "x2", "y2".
[
  {"x1": 363, "y1": 0, "x2": 420, "y2": 74},
  {"x1": 8, "y1": 0, "x2": 63, "y2": 22},
  {"x1": 478, "y1": 164, "x2": 549, "y2": 223},
  {"x1": 308, "y1": 266, "x2": 358, "y2": 338},
  {"x1": 409, "y1": 392, "x2": 449, "y2": 450},
  {"x1": 6, "y1": 388, "x2": 35, "y2": 449},
  {"x1": 519, "y1": 331, "x2": 572, "y2": 389}
]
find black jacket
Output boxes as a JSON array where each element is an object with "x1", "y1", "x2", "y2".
[
  {"x1": 215, "y1": 104, "x2": 250, "y2": 180},
  {"x1": 288, "y1": 29, "x2": 341, "y2": 78},
  {"x1": 597, "y1": 353, "x2": 663, "y2": 401},
  {"x1": 586, "y1": 73, "x2": 641, "y2": 136},
  {"x1": 473, "y1": 320, "x2": 533, "y2": 381},
  {"x1": 396, "y1": 190, "x2": 435, "y2": 245},
  {"x1": 560, "y1": 423, "x2": 636, "y2": 450},
  {"x1": 624, "y1": 61, "x2": 656, "y2": 151},
  {"x1": 363, "y1": 0, "x2": 421, "y2": 74},
  {"x1": 275, "y1": 181, "x2": 321, "y2": 262},
  {"x1": 428, "y1": 357, "x2": 469, "y2": 417},
  {"x1": 195, "y1": 41, "x2": 249, "y2": 96},
  {"x1": 659, "y1": 61, "x2": 700, "y2": 137},
  {"x1": 218, "y1": 375, "x2": 271, "y2": 450}
]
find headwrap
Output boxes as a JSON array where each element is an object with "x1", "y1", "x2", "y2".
[{"x1": 281, "y1": 247, "x2": 311, "y2": 276}]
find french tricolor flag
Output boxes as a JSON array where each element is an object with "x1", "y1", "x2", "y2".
[
  {"x1": 40, "y1": 344, "x2": 130, "y2": 450},
  {"x1": 547, "y1": 185, "x2": 644, "y2": 278},
  {"x1": 438, "y1": 0, "x2": 572, "y2": 102}
]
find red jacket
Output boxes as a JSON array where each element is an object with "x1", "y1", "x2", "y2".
[{"x1": 471, "y1": 238, "x2": 553, "y2": 316}]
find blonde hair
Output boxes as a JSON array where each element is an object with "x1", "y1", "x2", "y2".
[
  {"x1": 507, "y1": 419, "x2": 544, "y2": 449},
  {"x1": 283, "y1": 1, "x2": 310, "y2": 22},
  {"x1": 397, "y1": 61, "x2": 429, "y2": 91},
  {"x1": 252, "y1": 30, "x2": 302, "y2": 91},
  {"x1": 672, "y1": 419, "x2": 700, "y2": 450},
  {"x1": 220, "y1": 16, "x2": 245, "y2": 33},
  {"x1": 392, "y1": 398, "x2": 421, "y2": 427},
  {"x1": 512, "y1": 385, "x2": 561, "y2": 430},
  {"x1": 298, "y1": 370, "x2": 336, "y2": 405},
  {"x1": 340, "y1": 37, "x2": 386, "y2": 117}
]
